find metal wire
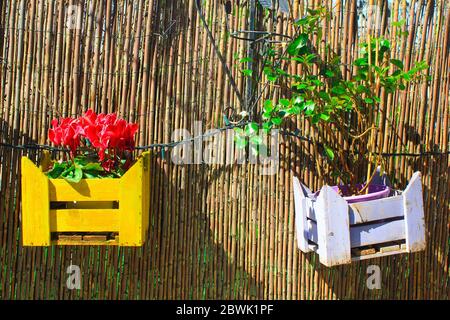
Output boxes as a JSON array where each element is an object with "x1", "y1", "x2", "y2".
[{"x1": 1, "y1": 124, "x2": 448, "y2": 158}]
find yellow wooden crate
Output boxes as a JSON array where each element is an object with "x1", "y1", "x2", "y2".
[{"x1": 21, "y1": 152, "x2": 151, "y2": 246}]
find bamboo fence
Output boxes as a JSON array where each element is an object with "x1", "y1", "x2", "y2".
[{"x1": 0, "y1": 0, "x2": 448, "y2": 299}]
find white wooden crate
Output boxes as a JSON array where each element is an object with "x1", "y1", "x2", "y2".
[{"x1": 293, "y1": 172, "x2": 426, "y2": 267}]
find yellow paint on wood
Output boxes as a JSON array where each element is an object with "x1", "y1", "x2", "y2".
[
  {"x1": 119, "y1": 154, "x2": 144, "y2": 246},
  {"x1": 21, "y1": 151, "x2": 151, "y2": 246},
  {"x1": 49, "y1": 209, "x2": 119, "y2": 232},
  {"x1": 49, "y1": 179, "x2": 120, "y2": 201},
  {"x1": 21, "y1": 157, "x2": 51, "y2": 246}
]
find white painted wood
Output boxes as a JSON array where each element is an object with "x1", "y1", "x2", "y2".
[
  {"x1": 308, "y1": 218, "x2": 405, "y2": 248},
  {"x1": 348, "y1": 195, "x2": 404, "y2": 225},
  {"x1": 299, "y1": 180, "x2": 314, "y2": 197},
  {"x1": 293, "y1": 177, "x2": 311, "y2": 252},
  {"x1": 350, "y1": 219, "x2": 405, "y2": 247},
  {"x1": 403, "y1": 172, "x2": 426, "y2": 252},
  {"x1": 305, "y1": 197, "x2": 316, "y2": 221},
  {"x1": 307, "y1": 219, "x2": 318, "y2": 244},
  {"x1": 315, "y1": 186, "x2": 351, "y2": 266}
]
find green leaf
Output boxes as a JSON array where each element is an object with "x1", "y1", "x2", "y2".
[
  {"x1": 324, "y1": 70, "x2": 334, "y2": 78},
  {"x1": 356, "y1": 85, "x2": 367, "y2": 94},
  {"x1": 272, "y1": 117, "x2": 282, "y2": 126},
  {"x1": 380, "y1": 39, "x2": 390, "y2": 49},
  {"x1": 331, "y1": 85, "x2": 346, "y2": 95},
  {"x1": 306, "y1": 53, "x2": 316, "y2": 62},
  {"x1": 83, "y1": 171, "x2": 97, "y2": 179},
  {"x1": 279, "y1": 99, "x2": 290, "y2": 107},
  {"x1": 250, "y1": 145, "x2": 259, "y2": 156},
  {"x1": 262, "y1": 121, "x2": 273, "y2": 133},
  {"x1": 324, "y1": 146, "x2": 335, "y2": 160},
  {"x1": 364, "y1": 97, "x2": 374, "y2": 104},
  {"x1": 293, "y1": 96, "x2": 304, "y2": 105},
  {"x1": 250, "y1": 135, "x2": 263, "y2": 145},
  {"x1": 402, "y1": 72, "x2": 412, "y2": 81},
  {"x1": 287, "y1": 33, "x2": 309, "y2": 56},
  {"x1": 63, "y1": 166, "x2": 83, "y2": 183},
  {"x1": 239, "y1": 57, "x2": 253, "y2": 63},
  {"x1": 354, "y1": 58, "x2": 368, "y2": 67},
  {"x1": 84, "y1": 163, "x2": 104, "y2": 172},
  {"x1": 264, "y1": 66, "x2": 278, "y2": 82},
  {"x1": 319, "y1": 113, "x2": 330, "y2": 121},
  {"x1": 294, "y1": 17, "x2": 308, "y2": 26},
  {"x1": 390, "y1": 59, "x2": 404, "y2": 69},
  {"x1": 74, "y1": 156, "x2": 88, "y2": 168},
  {"x1": 262, "y1": 112, "x2": 272, "y2": 120},
  {"x1": 304, "y1": 100, "x2": 315, "y2": 111},
  {"x1": 46, "y1": 162, "x2": 66, "y2": 179},
  {"x1": 241, "y1": 69, "x2": 253, "y2": 77},
  {"x1": 264, "y1": 100, "x2": 274, "y2": 112},
  {"x1": 392, "y1": 19, "x2": 406, "y2": 27},
  {"x1": 318, "y1": 91, "x2": 330, "y2": 102},
  {"x1": 235, "y1": 135, "x2": 248, "y2": 149},
  {"x1": 312, "y1": 114, "x2": 321, "y2": 124},
  {"x1": 245, "y1": 122, "x2": 259, "y2": 136},
  {"x1": 275, "y1": 68, "x2": 289, "y2": 76}
]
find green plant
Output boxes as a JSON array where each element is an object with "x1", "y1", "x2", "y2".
[{"x1": 236, "y1": 7, "x2": 428, "y2": 194}]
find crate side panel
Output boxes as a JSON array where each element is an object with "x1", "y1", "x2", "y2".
[
  {"x1": 21, "y1": 157, "x2": 51, "y2": 246},
  {"x1": 316, "y1": 186, "x2": 351, "y2": 266},
  {"x1": 119, "y1": 157, "x2": 144, "y2": 246},
  {"x1": 293, "y1": 176, "x2": 311, "y2": 252},
  {"x1": 403, "y1": 172, "x2": 426, "y2": 252}
]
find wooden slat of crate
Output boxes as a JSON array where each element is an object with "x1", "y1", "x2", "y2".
[
  {"x1": 307, "y1": 218, "x2": 405, "y2": 248},
  {"x1": 56, "y1": 235, "x2": 83, "y2": 242},
  {"x1": 50, "y1": 209, "x2": 119, "y2": 232},
  {"x1": 82, "y1": 235, "x2": 108, "y2": 241},
  {"x1": 348, "y1": 195, "x2": 404, "y2": 225},
  {"x1": 351, "y1": 249, "x2": 408, "y2": 261},
  {"x1": 351, "y1": 242, "x2": 404, "y2": 260},
  {"x1": 49, "y1": 179, "x2": 120, "y2": 202},
  {"x1": 380, "y1": 244, "x2": 401, "y2": 253},
  {"x1": 21, "y1": 157, "x2": 51, "y2": 246},
  {"x1": 350, "y1": 219, "x2": 405, "y2": 247},
  {"x1": 54, "y1": 239, "x2": 119, "y2": 246},
  {"x1": 352, "y1": 248, "x2": 377, "y2": 256}
]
